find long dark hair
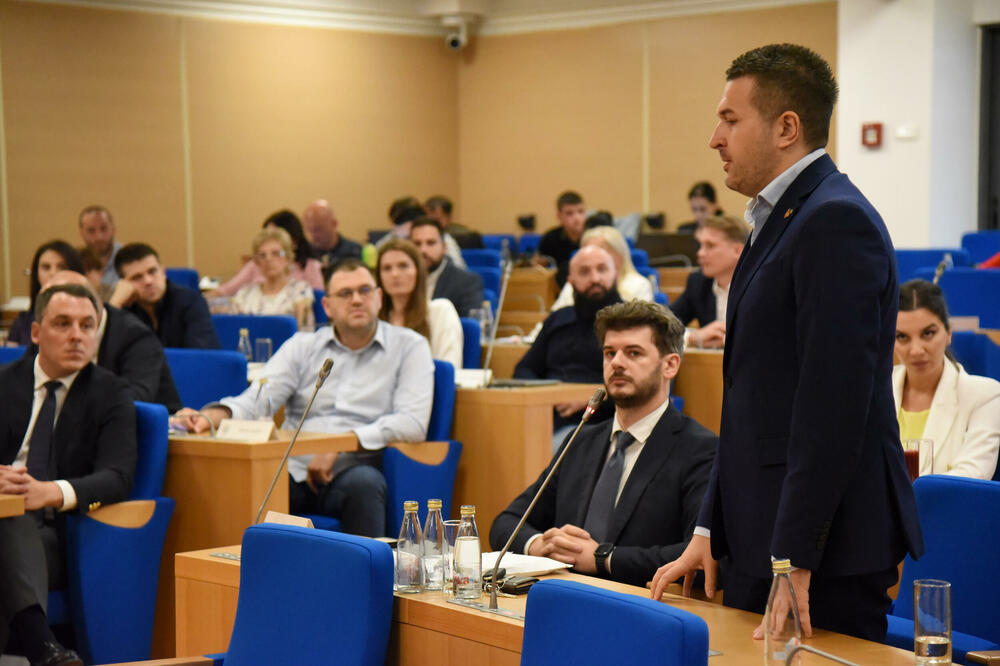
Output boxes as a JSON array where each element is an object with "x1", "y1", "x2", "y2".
[
  {"x1": 263, "y1": 210, "x2": 314, "y2": 270},
  {"x1": 29, "y1": 240, "x2": 84, "y2": 311},
  {"x1": 376, "y1": 239, "x2": 430, "y2": 339},
  {"x1": 899, "y1": 279, "x2": 957, "y2": 363}
]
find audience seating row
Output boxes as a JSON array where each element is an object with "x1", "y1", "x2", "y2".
[
  {"x1": 962, "y1": 230, "x2": 1000, "y2": 264},
  {"x1": 913, "y1": 267, "x2": 1000, "y2": 328}
]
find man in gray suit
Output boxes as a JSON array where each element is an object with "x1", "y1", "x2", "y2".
[{"x1": 410, "y1": 218, "x2": 484, "y2": 317}]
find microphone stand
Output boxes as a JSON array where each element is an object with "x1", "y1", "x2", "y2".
[
  {"x1": 254, "y1": 358, "x2": 333, "y2": 525},
  {"x1": 487, "y1": 387, "x2": 607, "y2": 610},
  {"x1": 480, "y1": 260, "x2": 513, "y2": 387}
]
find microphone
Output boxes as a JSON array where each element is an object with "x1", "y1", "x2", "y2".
[
  {"x1": 254, "y1": 357, "x2": 334, "y2": 524},
  {"x1": 932, "y1": 252, "x2": 953, "y2": 285},
  {"x1": 480, "y1": 260, "x2": 513, "y2": 387},
  {"x1": 487, "y1": 387, "x2": 607, "y2": 610}
]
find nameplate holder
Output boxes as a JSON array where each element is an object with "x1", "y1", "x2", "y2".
[
  {"x1": 455, "y1": 368, "x2": 493, "y2": 389},
  {"x1": 262, "y1": 511, "x2": 314, "y2": 528},
  {"x1": 216, "y1": 419, "x2": 276, "y2": 443}
]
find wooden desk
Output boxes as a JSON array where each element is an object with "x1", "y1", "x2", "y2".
[
  {"x1": 657, "y1": 266, "x2": 694, "y2": 290},
  {"x1": 505, "y1": 267, "x2": 557, "y2": 311},
  {"x1": 496, "y1": 311, "x2": 547, "y2": 337},
  {"x1": 451, "y1": 383, "x2": 599, "y2": 537},
  {"x1": 0, "y1": 493, "x2": 25, "y2": 518},
  {"x1": 483, "y1": 342, "x2": 529, "y2": 380},
  {"x1": 673, "y1": 348, "x2": 724, "y2": 435},
  {"x1": 153, "y1": 430, "x2": 357, "y2": 656},
  {"x1": 175, "y1": 544, "x2": 917, "y2": 665}
]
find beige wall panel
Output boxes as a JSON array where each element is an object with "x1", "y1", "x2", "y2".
[
  {"x1": 183, "y1": 20, "x2": 458, "y2": 279},
  {"x1": 457, "y1": 23, "x2": 644, "y2": 235},
  {"x1": 0, "y1": 2, "x2": 186, "y2": 297},
  {"x1": 647, "y1": 3, "x2": 838, "y2": 230}
]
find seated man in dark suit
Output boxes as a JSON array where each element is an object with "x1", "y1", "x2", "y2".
[
  {"x1": 0, "y1": 283, "x2": 136, "y2": 666},
  {"x1": 491, "y1": 300, "x2": 716, "y2": 587},
  {"x1": 536, "y1": 190, "x2": 587, "y2": 288},
  {"x1": 669, "y1": 214, "x2": 748, "y2": 349},
  {"x1": 44, "y1": 270, "x2": 182, "y2": 413},
  {"x1": 410, "y1": 218, "x2": 484, "y2": 318},
  {"x1": 110, "y1": 243, "x2": 220, "y2": 349}
]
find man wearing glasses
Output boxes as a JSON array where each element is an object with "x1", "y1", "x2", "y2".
[{"x1": 171, "y1": 258, "x2": 434, "y2": 537}]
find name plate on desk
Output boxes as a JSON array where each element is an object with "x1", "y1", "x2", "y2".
[{"x1": 216, "y1": 419, "x2": 276, "y2": 442}]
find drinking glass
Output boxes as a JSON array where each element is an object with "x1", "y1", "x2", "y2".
[
  {"x1": 441, "y1": 519, "x2": 461, "y2": 595},
  {"x1": 914, "y1": 579, "x2": 951, "y2": 664},
  {"x1": 902, "y1": 439, "x2": 934, "y2": 482},
  {"x1": 255, "y1": 338, "x2": 273, "y2": 363}
]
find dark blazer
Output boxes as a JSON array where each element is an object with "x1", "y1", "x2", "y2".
[
  {"x1": 99, "y1": 305, "x2": 183, "y2": 412},
  {"x1": 0, "y1": 356, "x2": 136, "y2": 513},
  {"x1": 669, "y1": 270, "x2": 717, "y2": 326},
  {"x1": 126, "y1": 280, "x2": 220, "y2": 350},
  {"x1": 697, "y1": 154, "x2": 923, "y2": 580},
  {"x1": 431, "y1": 258, "x2": 484, "y2": 318},
  {"x1": 490, "y1": 405, "x2": 716, "y2": 587}
]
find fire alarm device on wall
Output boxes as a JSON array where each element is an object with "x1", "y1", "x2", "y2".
[{"x1": 862, "y1": 123, "x2": 882, "y2": 148}]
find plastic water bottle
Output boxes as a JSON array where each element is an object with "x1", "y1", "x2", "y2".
[
  {"x1": 254, "y1": 378, "x2": 273, "y2": 421},
  {"x1": 237, "y1": 327, "x2": 253, "y2": 364},
  {"x1": 453, "y1": 505, "x2": 482, "y2": 599},
  {"x1": 763, "y1": 559, "x2": 802, "y2": 665},
  {"x1": 395, "y1": 501, "x2": 423, "y2": 593},
  {"x1": 500, "y1": 237, "x2": 512, "y2": 266},
  {"x1": 422, "y1": 499, "x2": 445, "y2": 591}
]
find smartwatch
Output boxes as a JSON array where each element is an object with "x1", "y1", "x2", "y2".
[{"x1": 594, "y1": 542, "x2": 615, "y2": 573}]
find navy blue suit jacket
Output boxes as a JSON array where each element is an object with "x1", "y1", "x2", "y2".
[
  {"x1": 697, "y1": 154, "x2": 923, "y2": 580},
  {"x1": 126, "y1": 280, "x2": 220, "y2": 350},
  {"x1": 669, "y1": 270, "x2": 717, "y2": 327}
]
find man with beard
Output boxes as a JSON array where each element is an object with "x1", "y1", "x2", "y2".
[
  {"x1": 78, "y1": 205, "x2": 122, "y2": 292},
  {"x1": 410, "y1": 218, "x2": 483, "y2": 317},
  {"x1": 514, "y1": 245, "x2": 622, "y2": 448},
  {"x1": 490, "y1": 300, "x2": 716, "y2": 587}
]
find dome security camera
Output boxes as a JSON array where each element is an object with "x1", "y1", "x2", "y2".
[{"x1": 441, "y1": 15, "x2": 468, "y2": 52}]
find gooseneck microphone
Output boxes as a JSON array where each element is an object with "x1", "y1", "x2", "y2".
[
  {"x1": 487, "y1": 387, "x2": 607, "y2": 610},
  {"x1": 480, "y1": 260, "x2": 513, "y2": 387},
  {"x1": 254, "y1": 357, "x2": 334, "y2": 524}
]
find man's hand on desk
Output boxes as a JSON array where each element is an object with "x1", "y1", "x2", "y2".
[
  {"x1": 527, "y1": 524, "x2": 599, "y2": 573},
  {"x1": 306, "y1": 452, "x2": 338, "y2": 492},
  {"x1": 554, "y1": 400, "x2": 589, "y2": 418},
  {"x1": 690, "y1": 321, "x2": 726, "y2": 349},
  {"x1": 649, "y1": 534, "x2": 717, "y2": 600},
  {"x1": 170, "y1": 406, "x2": 229, "y2": 433},
  {"x1": 0, "y1": 466, "x2": 63, "y2": 510},
  {"x1": 753, "y1": 568, "x2": 813, "y2": 640}
]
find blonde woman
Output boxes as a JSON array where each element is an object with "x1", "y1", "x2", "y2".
[
  {"x1": 231, "y1": 227, "x2": 315, "y2": 331},
  {"x1": 549, "y1": 225, "x2": 653, "y2": 310}
]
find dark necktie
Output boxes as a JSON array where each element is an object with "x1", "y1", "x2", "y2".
[
  {"x1": 583, "y1": 431, "x2": 635, "y2": 543},
  {"x1": 26, "y1": 381, "x2": 62, "y2": 481}
]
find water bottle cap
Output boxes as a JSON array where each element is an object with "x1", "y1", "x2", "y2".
[
  {"x1": 772, "y1": 559, "x2": 792, "y2": 573},
  {"x1": 239, "y1": 328, "x2": 249, "y2": 335},
  {"x1": 403, "y1": 500, "x2": 419, "y2": 511},
  {"x1": 427, "y1": 499, "x2": 442, "y2": 509},
  {"x1": 460, "y1": 504, "x2": 476, "y2": 516}
]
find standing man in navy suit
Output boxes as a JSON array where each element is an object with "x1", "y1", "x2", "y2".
[{"x1": 650, "y1": 44, "x2": 923, "y2": 642}]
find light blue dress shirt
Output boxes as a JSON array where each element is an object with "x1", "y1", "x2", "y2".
[{"x1": 745, "y1": 148, "x2": 826, "y2": 245}]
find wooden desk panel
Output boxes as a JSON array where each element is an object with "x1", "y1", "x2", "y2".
[
  {"x1": 483, "y1": 343, "x2": 529, "y2": 380},
  {"x1": 451, "y1": 384, "x2": 599, "y2": 537},
  {"x1": 176, "y1": 544, "x2": 918, "y2": 665},
  {"x1": 657, "y1": 267, "x2": 694, "y2": 290},
  {"x1": 496, "y1": 311, "x2": 547, "y2": 337},
  {"x1": 0, "y1": 493, "x2": 25, "y2": 518},
  {"x1": 505, "y1": 268, "x2": 557, "y2": 312},
  {"x1": 673, "y1": 349, "x2": 724, "y2": 435}
]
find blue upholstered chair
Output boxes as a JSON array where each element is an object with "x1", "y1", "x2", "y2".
[
  {"x1": 521, "y1": 579, "x2": 709, "y2": 666},
  {"x1": 518, "y1": 233, "x2": 542, "y2": 257},
  {"x1": 895, "y1": 248, "x2": 970, "y2": 283},
  {"x1": 312, "y1": 289, "x2": 328, "y2": 326},
  {"x1": 49, "y1": 401, "x2": 175, "y2": 664},
  {"x1": 951, "y1": 331, "x2": 1000, "y2": 385},
  {"x1": 630, "y1": 248, "x2": 650, "y2": 269},
  {"x1": 459, "y1": 317, "x2": 481, "y2": 368},
  {"x1": 884, "y1": 476, "x2": 1000, "y2": 663},
  {"x1": 637, "y1": 265, "x2": 659, "y2": 289},
  {"x1": 211, "y1": 313, "x2": 298, "y2": 352},
  {"x1": 165, "y1": 267, "x2": 200, "y2": 292},
  {"x1": 482, "y1": 234, "x2": 516, "y2": 255},
  {"x1": 164, "y1": 347, "x2": 248, "y2": 408},
  {"x1": 215, "y1": 523, "x2": 394, "y2": 665},
  {"x1": 930, "y1": 268, "x2": 1000, "y2": 329},
  {"x1": 427, "y1": 359, "x2": 456, "y2": 440},
  {"x1": 462, "y1": 248, "x2": 502, "y2": 269},
  {"x1": 482, "y1": 287, "x2": 498, "y2": 313},
  {"x1": 0, "y1": 345, "x2": 26, "y2": 364},
  {"x1": 961, "y1": 230, "x2": 1000, "y2": 264},
  {"x1": 653, "y1": 291, "x2": 669, "y2": 306},
  {"x1": 472, "y1": 267, "x2": 502, "y2": 312}
]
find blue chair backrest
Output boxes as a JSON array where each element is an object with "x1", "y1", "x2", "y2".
[
  {"x1": 893, "y1": 476, "x2": 1000, "y2": 644},
  {"x1": 636, "y1": 266, "x2": 659, "y2": 289},
  {"x1": 518, "y1": 233, "x2": 542, "y2": 256},
  {"x1": 962, "y1": 230, "x2": 1000, "y2": 264},
  {"x1": 521, "y1": 579, "x2": 709, "y2": 666},
  {"x1": 459, "y1": 317, "x2": 481, "y2": 369},
  {"x1": 312, "y1": 289, "x2": 328, "y2": 325},
  {"x1": 653, "y1": 291, "x2": 669, "y2": 306},
  {"x1": 471, "y1": 266, "x2": 501, "y2": 298},
  {"x1": 951, "y1": 331, "x2": 1000, "y2": 383},
  {"x1": 165, "y1": 267, "x2": 200, "y2": 292},
  {"x1": 131, "y1": 402, "x2": 169, "y2": 499},
  {"x1": 462, "y1": 248, "x2": 502, "y2": 268},
  {"x1": 630, "y1": 248, "x2": 650, "y2": 269},
  {"x1": 211, "y1": 313, "x2": 298, "y2": 352},
  {"x1": 482, "y1": 234, "x2": 516, "y2": 254},
  {"x1": 224, "y1": 524, "x2": 393, "y2": 666},
  {"x1": 428, "y1": 360, "x2": 456, "y2": 441},
  {"x1": 383, "y1": 440, "x2": 463, "y2": 531},
  {"x1": 895, "y1": 248, "x2": 970, "y2": 283},
  {"x1": 0, "y1": 345, "x2": 26, "y2": 364},
  {"x1": 164, "y1": 348, "x2": 248, "y2": 408},
  {"x1": 931, "y1": 268, "x2": 1000, "y2": 328},
  {"x1": 483, "y1": 287, "x2": 498, "y2": 312}
]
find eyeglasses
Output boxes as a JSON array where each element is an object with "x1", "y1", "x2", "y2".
[
  {"x1": 254, "y1": 249, "x2": 287, "y2": 260},
  {"x1": 330, "y1": 285, "x2": 377, "y2": 300}
]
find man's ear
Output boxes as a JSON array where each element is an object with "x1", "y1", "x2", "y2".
[
  {"x1": 662, "y1": 353, "x2": 681, "y2": 381},
  {"x1": 774, "y1": 110, "x2": 802, "y2": 149},
  {"x1": 31, "y1": 320, "x2": 41, "y2": 346}
]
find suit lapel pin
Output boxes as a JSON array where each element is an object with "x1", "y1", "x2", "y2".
[{"x1": 784, "y1": 208, "x2": 794, "y2": 219}]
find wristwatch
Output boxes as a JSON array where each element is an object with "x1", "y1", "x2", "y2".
[{"x1": 594, "y1": 542, "x2": 615, "y2": 574}]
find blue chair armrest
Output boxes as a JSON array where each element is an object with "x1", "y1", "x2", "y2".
[{"x1": 886, "y1": 615, "x2": 1000, "y2": 664}]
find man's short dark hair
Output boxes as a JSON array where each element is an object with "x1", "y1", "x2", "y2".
[
  {"x1": 389, "y1": 196, "x2": 422, "y2": 223},
  {"x1": 79, "y1": 204, "x2": 113, "y2": 225},
  {"x1": 114, "y1": 243, "x2": 159, "y2": 277},
  {"x1": 595, "y1": 300, "x2": 685, "y2": 357},
  {"x1": 325, "y1": 257, "x2": 375, "y2": 292},
  {"x1": 688, "y1": 182, "x2": 717, "y2": 203},
  {"x1": 410, "y1": 217, "x2": 444, "y2": 238},
  {"x1": 35, "y1": 283, "x2": 99, "y2": 322},
  {"x1": 726, "y1": 43, "x2": 838, "y2": 150},
  {"x1": 425, "y1": 196, "x2": 452, "y2": 215},
  {"x1": 556, "y1": 190, "x2": 583, "y2": 211}
]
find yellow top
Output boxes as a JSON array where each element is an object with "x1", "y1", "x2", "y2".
[
  {"x1": 898, "y1": 408, "x2": 930, "y2": 442},
  {"x1": 403, "y1": 500, "x2": 418, "y2": 512}
]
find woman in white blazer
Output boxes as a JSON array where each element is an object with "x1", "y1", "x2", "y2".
[
  {"x1": 893, "y1": 279, "x2": 1000, "y2": 479},
  {"x1": 376, "y1": 238, "x2": 463, "y2": 369}
]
